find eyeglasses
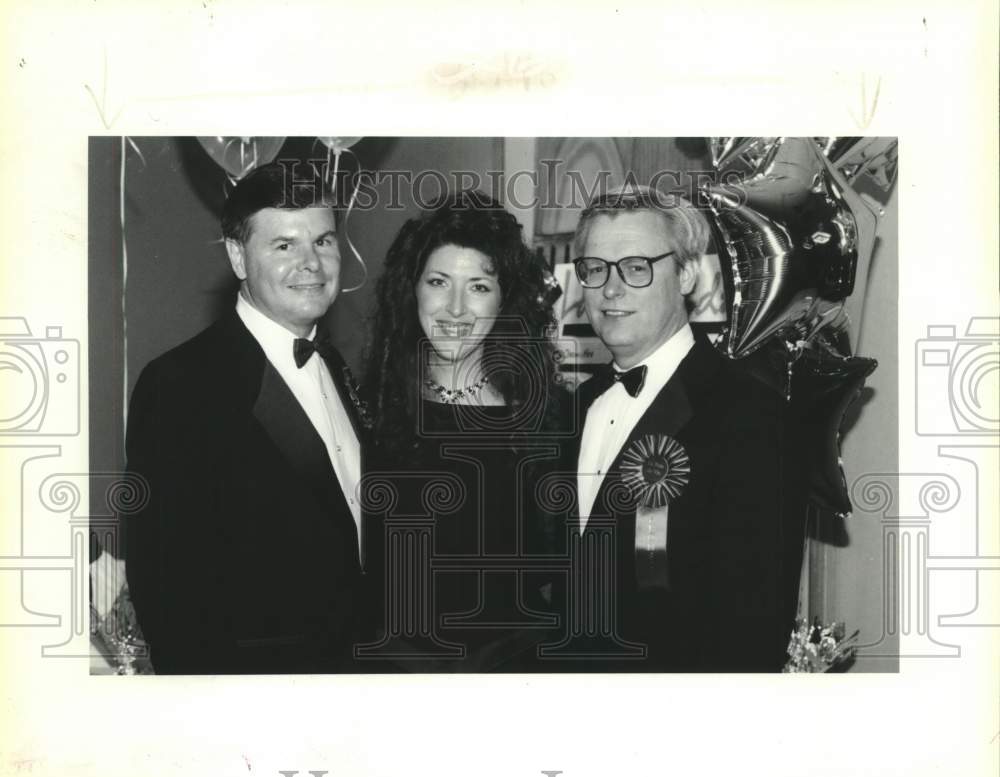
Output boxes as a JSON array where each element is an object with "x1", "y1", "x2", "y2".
[{"x1": 572, "y1": 251, "x2": 676, "y2": 289}]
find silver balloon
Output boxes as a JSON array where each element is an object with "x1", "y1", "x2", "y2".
[
  {"x1": 196, "y1": 137, "x2": 286, "y2": 180},
  {"x1": 317, "y1": 137, "x2": 362, "y2": 154},
  {"x1": 814, "y1": 136, "x2": 898, "y2": 205},
  {"x1": 814, "y1": 136, "x2": 860, "y2": 162},
  {"x1": 704, "y1": 138, "x2": 882, "y2": 358},
  {"x1": 710, "y1": 137, "x2": 780, "y2": 180}
]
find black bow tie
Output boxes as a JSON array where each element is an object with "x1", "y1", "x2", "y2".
[
  {"x1": 293, "y1": 336, "x2": 334, "y2": 368},
  {"x1": 590, "y1": 364, "x2": 648, "y2": 398}
]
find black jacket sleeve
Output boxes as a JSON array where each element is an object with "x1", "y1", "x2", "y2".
[{"x1": 123, "y1": 362, "x2": 231, "y2": 673}]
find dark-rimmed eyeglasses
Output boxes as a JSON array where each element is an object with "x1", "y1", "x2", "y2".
[{"x1": 572, "y1": 251, "x2": 676, "y2": 289}]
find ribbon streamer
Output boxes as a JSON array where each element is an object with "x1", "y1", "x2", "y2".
[
  {"x1": 335, "y1": 148, "x2": 368, "y2": 294},
  {"x1": 119, "y1": 137, "x2": 146, "y2": 437},
  {"x1": 635, "y1": 504, "x2": 671, "y2": 591},
  {"x1": 310, "y1": 139, "x2": 367, "y2": 293},
  {"x1": 120, "y1": 137, "x2": 127, "y2": 437}
]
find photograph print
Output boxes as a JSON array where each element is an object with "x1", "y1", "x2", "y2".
[{"x1": 85, "y1": 135, "x2": 899, "y2": 675}]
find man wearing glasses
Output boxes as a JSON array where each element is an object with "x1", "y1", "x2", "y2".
[{"x1": 568, "y1": 185, "x2": 804, "y2": 672}]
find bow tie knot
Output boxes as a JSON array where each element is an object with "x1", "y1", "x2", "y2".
[
  {"x1": 293, "y1": 336, "x2": 334, "y2": 368},
  {"x1": 591, "y1": 363, "x2": 648, "y2": 398}
]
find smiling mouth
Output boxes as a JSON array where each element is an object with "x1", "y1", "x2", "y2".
[
  {"x1": 288, "y1": 282, "x2": 327, "y2": 292},
  {"x1": 601, "y1": 310, "x2": 635, "y2": 318},
  {"x1": 433, "y1": 321, "x2": 474, "y2": 337}
]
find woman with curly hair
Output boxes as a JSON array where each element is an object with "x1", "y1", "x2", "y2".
[{"x1": 360, "y1": 190, "x2": 569, "y2": 673}]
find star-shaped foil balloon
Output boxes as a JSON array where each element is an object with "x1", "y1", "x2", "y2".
[
  {"x1": 789, "y1": 337, "x2": 878, "y2": 515},
  {"x1": 704, "y1": 137, "x2": 883, "y2": 358}
]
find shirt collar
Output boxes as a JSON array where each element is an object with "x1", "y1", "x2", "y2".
[
  {"x1": 236, "y1": 293, "x2": 317, "y2": 369},
  {"x1": 613, "y1": 323, "x2": 694, "y2": 395}
]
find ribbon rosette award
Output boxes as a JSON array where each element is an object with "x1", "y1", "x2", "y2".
[{"x1": 619, "y1": 434, "x2": 690, "y2": 591}]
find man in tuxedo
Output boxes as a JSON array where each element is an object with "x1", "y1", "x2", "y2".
[
  {"x1": 125, "y1": 162, "x2": 369, "y2": 674},
  {"x1": 569, "y1": 185, "x2": 805, "y2": 672}
]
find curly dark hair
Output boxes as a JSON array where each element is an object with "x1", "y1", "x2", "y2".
[{"x1": 365, "y1": 189, "x2": 560, "y2": 449}]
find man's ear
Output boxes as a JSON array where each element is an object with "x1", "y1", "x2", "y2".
[
  {"x1": 677, "y1": 257, "x2": 698, "y2": 297},
  {"x1": 225, "y1": 238, "x2": 248, "y2": 281}
]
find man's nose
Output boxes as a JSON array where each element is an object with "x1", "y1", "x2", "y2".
[
  {"x1": 602, "y1": 265, "x2": 626, "y2": 298},
  {"x1": 300, "y1": 245, "x2": 322, "y2": 271}
]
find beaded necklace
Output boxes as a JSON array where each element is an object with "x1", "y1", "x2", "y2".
[{"x1": 424, "y1": 376, "x2": 490, "y2": 404}]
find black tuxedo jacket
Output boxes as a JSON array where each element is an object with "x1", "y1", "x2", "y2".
[
  {"x1": 567, "y1": 334, "x2": 806, "y2": 672},
  {"x1": 124, "y1": 312, "x2": 369, "y2": 674}
]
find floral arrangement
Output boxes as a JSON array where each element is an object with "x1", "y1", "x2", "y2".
[{"x1": 783, "y1": 617, "x2": 859, "y2": 673}]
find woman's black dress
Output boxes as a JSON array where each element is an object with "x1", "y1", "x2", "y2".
[{"x1": 361, "y1": 398, "x2": 571, "y2": 672}]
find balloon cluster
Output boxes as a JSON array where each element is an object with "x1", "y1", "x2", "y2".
[
  {"x1": 195, "y1": 137, "x2": 287, "y2": 182},
  {"x1": 195, "y1": 136, "x2": 362, "y2": 183},
  {"x1": 702, "y1": 136, "x2": 897, "y2": 517}
]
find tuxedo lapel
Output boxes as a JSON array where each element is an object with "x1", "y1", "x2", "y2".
[
  {"x1": 218, "y1": 312, "x2": 355, "y2": 540},
  {"x1": 251, "y1": 361, "x2": 350, "y2": 520},
  {"x1": 318, "y1": 345, "x2": 370, "y2": 444},
  {"x1": 625, "y1": 375, "x2": 693, "y2": 446}
]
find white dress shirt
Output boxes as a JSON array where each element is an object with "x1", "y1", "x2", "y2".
[
  {"x1": 236, "y1": 295, "x2": 362, "y2": 545},
  {"x1": 577, "y1": 324, "x2": 695, "y2": 528}
]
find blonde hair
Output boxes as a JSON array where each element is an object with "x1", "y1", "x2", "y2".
[{"x1": 573, "y1": 184, "x2": 710, "y2": 272}]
